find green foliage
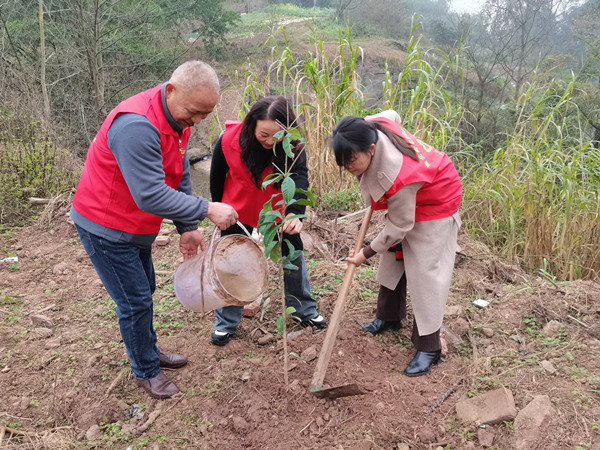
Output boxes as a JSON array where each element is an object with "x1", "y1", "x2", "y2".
[
  {"x1": 276, "y1": 306, "x2": 297, "y2": 334},
  {"x1": 257, "y1": 126, "x2": 315, "y2": 269},
  {"x1": 523, "y1": 313, "x2": 542, "y2": 337},
  {"x1": 0, "y1": 120, "x2": 78, "y2": 225},
  {"x1": 185, "y1": 0, "x2": 241, "y2": 58},
  {"x1": 318, "y1": 186, "x2": 363, "y2": 211},
  {"x1": 1, "y1": 294, "x2": 24, "y2": 326},
  {"x1": 461, "y1": 73, "x2": 600, "y2": 280}
]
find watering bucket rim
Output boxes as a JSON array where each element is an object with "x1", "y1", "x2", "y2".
[{"x1": 210, "y1": 233, "x2": 269, "y2": 302}]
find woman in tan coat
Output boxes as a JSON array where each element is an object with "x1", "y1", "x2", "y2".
[{"x1": 331, "y1": 110, "x2": 462, "y2": 376}]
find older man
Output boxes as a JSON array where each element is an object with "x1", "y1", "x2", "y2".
[{"x1": 71, "y1": 61, "x2": 238, "y2": 399}]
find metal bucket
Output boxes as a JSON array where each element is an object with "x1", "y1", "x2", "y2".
[{"x1": 174, "y1": 228, "x2": 268, "y2": 314}]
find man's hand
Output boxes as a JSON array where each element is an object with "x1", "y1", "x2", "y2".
[
  {"x1": 180, "y1": 229, "x2": 206, "y2": 261},
  {"x1": 346, "y1": 248, "x2": 367, "y2": 266},
  {"x1": 280, "y1": 213, "x2": 303, "y2": 235},
  {"x1": 207, "y1": 202, "x2": 239, "y2": 230}
]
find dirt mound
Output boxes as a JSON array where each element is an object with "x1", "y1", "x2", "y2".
[{"x1": 1, "y1": 208, "x2": 599, "y2": 449}]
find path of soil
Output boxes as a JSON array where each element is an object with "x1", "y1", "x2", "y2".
[{"x1": 1, "y1": 205, "x2": 600, "y2": 449}]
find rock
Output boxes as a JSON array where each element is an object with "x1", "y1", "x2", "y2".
[
  {"x1": 124, "y1": 404, "x2": 145, "y2": 420},
  {"x1": 154, "y1": 236, "x2": 170, "y2": 246},
  {"x1": 315, "y1": 416, "x2": 324, "y2": 427},
  {"x1": 584, "y1": 338, "x2": 600, "y2": 347},
  {"x1": 513, "y1": 395, "x2": 555, "y2": 450},
  {"x1": 452, "y1": 317, "x2": 470, "y2": 337},
  {"x1": 257, "y1": 333, "x2": 275, "y2": 345},
  {"x1": 542, "y1": 320, "x2": 562, "y2": 337},
  {"x1": 28, "y1": 327, "x2": 53, "y2": 340},
  {"x1": 19, "y1": 397, "x2": 30, "y2": 410},
  {"x1": 301, "y1": 345, "x2": 318, "y2": 362},
  {"x1": 416, "y1": 424, "x2": 437, "y2": 443},
  {"x1": 241, "y1": 371, "x2": 251, "y2": 382},
  {"x1": 87, "y1": 354, "x2": 102, "y2": 367},
  {"x1": 232, "y1": 415, "x2": 249, "y2": 432},
  {"x1": 188, "y1": 147, "x2": 210, "y2": 165},
  {"x1": 397, "y1": 444, "x2": 410, "y2": 450},
  {"x1": 478, "y1": 428, "x2": 495, "y2": 447},
  {"x1": 356, "y1": 440, "x2": 374, "y2": 450},
  {"x1": 481, "y1": 327, "x2": 494, "y2": 338},
  {"x1": 44, "y1": 337, "x2": 61, "y2": 349},
  {"x1": 243, "y1": 301, "x2": 260, "y2": 318},
  {"x1": 30, "y1": 314, "x2": 53, "y2": 327},
  {"x1": 540, "y1": 360, "x2": 557, "y2": 374},
  {"x1": 86, "y1": 424, "x2": 102, "y2": 441},
  {"x1": 456, "y1": 387, "x2": 517, "y2": 425},
  {"x1": 445, "y1": 305, "x2": 463, "y2": 316},
  {"x1": 52, "y1": 262, "x2": 71, "y2": 275},
  {"x1": 440, "y1": 337, "x2": 448, "y2": 355},
  {"x1": 441, "y1": 325, "x2": 464, "y2": 346}
]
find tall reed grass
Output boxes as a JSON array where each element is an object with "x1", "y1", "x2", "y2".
[
  {"x1": 461, "y1": 75, "x2": 600, "y2": 279},
  {"x1": 234, "y1": 20, "x2": 599, "y2": 279}
]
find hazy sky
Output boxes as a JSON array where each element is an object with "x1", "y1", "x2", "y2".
[{"x1": 450, "y1": 0, "x2": 486, "y2": 14}]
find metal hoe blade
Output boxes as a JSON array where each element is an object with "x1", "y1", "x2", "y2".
[{"x1": 311, "y1": 383, "x2": 366, "y2": 399}]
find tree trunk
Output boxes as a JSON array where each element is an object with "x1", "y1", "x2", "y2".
[{"x1": 39, "y1": 0, "x2": 50, "y2": 120}]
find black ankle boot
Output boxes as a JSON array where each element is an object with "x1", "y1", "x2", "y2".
[
  {"x1": 405, "y1": 351, "x2": 442, "y2": 377},
  {"x1": 361, "y1": 319, "x2": 402, "y2": 336}
]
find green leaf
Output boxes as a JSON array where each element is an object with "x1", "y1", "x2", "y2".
[
  {"x1": 292, "y1": 199, "x2": 312, "y2": 206},
  {"x1": 262, "y1": 225, "x2": 279, "y2": 248},
  {"x1": 262, "y1": 173, "x2": 283, "y2": 189},
  {"x1": 288, "y1": 128, "x2": 302, "y2": 141},
  {"x1": 269, "y1": 244, "x2": 280, "y2": 263},
  {"x1": 263, "y1": 210, "x2": 284, "y2": 223},
  {"x1": 283, "y1": 260, "x2": 299, "y2": 270},
  {"x1": 284, "y1": 214, "x2": 307, "y2": 221},
  {"x1": 285, "y1": 306, "x2": 296, "y2": 315},
  {"x1": 281, "y1": 177, "x2": 296, "y2": 204},
  {"x1": 274, "y1": 130, "x2": 285, "y2": 140},
  {"x1": 276, "y1": 316, "x2": 284, "y2": 334},
  {"x1": 282, "y1": 135, "x2": 293, "y2": 158},
  {"x1": 264, "y1": 240, "x2": 278, "y2": 258}
]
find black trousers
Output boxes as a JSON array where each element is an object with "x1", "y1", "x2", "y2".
[{"x1": 375, "y1": 273, "x2": 441, "y2": 352}]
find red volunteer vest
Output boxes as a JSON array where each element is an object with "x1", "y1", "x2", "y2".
[
  {"x1": 72, "y1": 85, "x2": 190, "y2": 234},
  {"x1": 367, "y1": 117, "x2": 462, "y2": 222},
  {"x1": 221, "y1": 121, "x2": 285, "y2": 227}
]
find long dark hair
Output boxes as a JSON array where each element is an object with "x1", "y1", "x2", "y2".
[
  {"x1": 239, "y1": 96, "x2": 300, "y2": 188},
  {"x1": 331, "y1": 116, "x2": 418, "y2": 168}
]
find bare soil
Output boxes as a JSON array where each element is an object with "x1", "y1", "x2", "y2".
[{"x1": 1, "y1": 204, "x2": 600, "y2": 450}]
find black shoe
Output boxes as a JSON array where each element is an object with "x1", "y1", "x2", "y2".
[
  {"x1": 405, "y1": 351, "x2": 442, "y2": 377},
  {"x1": 361, "y1": 319, "x2": 402, "y2": 336},
  {"x1": 209, "y1": 330, "x2": 232, "y2": 346},
  {"x1": 299, "y1": 314, "x2": 327, "y2": 330}
]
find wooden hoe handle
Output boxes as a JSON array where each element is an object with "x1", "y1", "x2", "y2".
[{"x1": 310, "y1": 207, "x2": 373, "y2": 391}]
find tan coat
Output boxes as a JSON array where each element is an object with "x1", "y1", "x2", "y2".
[{"x1": 359, "y1": 111, "x2": 461, "y2": 335}]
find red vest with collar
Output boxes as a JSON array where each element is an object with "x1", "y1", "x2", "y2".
[
  {"x1": 367, "y1": 117, "x2": 462, "y2": 222},
  {"x1": 72, "y1": 84, "x2": 190, "y2": 234},
  {"x1": 221, "y1": 121, "x2": 284, "y2": 227}
]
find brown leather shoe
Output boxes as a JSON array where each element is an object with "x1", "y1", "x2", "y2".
[
  {"x1": 136, "y1": 372, "x2": 179, "y2": 399},
  {"x1": 158, "y1": 352, "x2": 188, "y2": 369}
]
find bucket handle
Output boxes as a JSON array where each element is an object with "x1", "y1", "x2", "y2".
[
  {"x1": 198, "y1": 226, "x2": 220, "y2": 315},
  {"x1": 236, "y1": 220, "x2": 253, "y2": 239}
]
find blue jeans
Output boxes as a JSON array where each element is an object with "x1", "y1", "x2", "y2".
[
  {"x1": 75, "y1": 224, "x2": 161, "y2": 380},
  {"x1": 213, "y1": 225, "x2": 319, "y2": 334}
]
